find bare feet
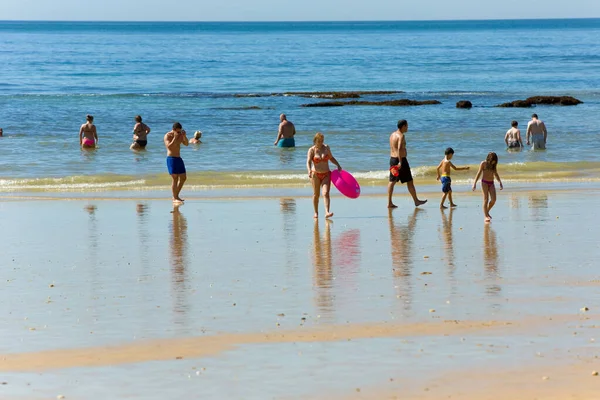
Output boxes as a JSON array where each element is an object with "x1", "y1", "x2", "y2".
[
  {"x1": 388, "y1": 203, "x2": 398, "y2": 209},
  {"x1": 485, "y1": 216, "x2": 491, "y2": 222},
  {"x1": 440, "y1": 204, "x2": 448, "y2": 209},
  {"x1": 313, "y1": 213, "x2": 318, "y2": 219},
  {"x1": 173, "y1": 198, "x2": 184, "y2": 204},
  {"x1": 325, "y1": 212, "x2": 334, "y2": 218},
  {"x1": 415, "y1": 199, "x2": 427, "y2": 207},
  {"x1": 450, "y1": 203, "x2": 458, "y2": 207}
]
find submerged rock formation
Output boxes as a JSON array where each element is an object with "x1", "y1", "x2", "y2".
[
  {"x1": 234, "y1": 91, "x2": 403, "y2": 99},
  {"x1": 289, "y1": 91, "x2": 402, "y2": 99},
  {"x1": 301, "y1": 99, "x2": 442, "y2": 107},
  {"x1": 456, "y1": 100, "x2": 473, "y2": 109},
  {"x1": 496, "y1": 96, "x2": 583, "y2": 108}
]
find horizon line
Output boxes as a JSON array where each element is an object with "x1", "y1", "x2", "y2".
[{"x1": 0, "y1": 17, "x2": 599, "y2": 23}]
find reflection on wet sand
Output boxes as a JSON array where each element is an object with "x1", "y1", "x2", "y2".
[
  {"x1": 136, "y1": 203, "x2": 148, "y2": 216},
  {"x1": 510, "y1": 193, "x2": 520, "y2": 209},
  {"x1": 529, "y1": 193, "x2": 549, "y2": 220},
  {"x1": 84, "y1": 204, "x2": 99, "y2": 297},
  {"x1": 483, "y1": 224, "x2": 502, "y2": 297},
  {"x1": 136, "y1": 203, "x2": 150, "y2": 276},
  {"x1": 312, "y1": 220, "x2": 334, "y2": 318},
  {"x1": 440, "y1": 208, "x2": 456, "y2": 290},
  {"x1": 170, "y1": 205, "x2": 189, "y2": 324},
  {"x1": 280, "y1": 198, "x2": 298, "y2": 277},
  {"x1": 333, "y1": 229, "x2": 361, "y2": 274},
  {"x1": 279, "y1": 198, "x2": 296, "y2": 215},
  {"x1": 388, "y1": 208, "x2": 422, "y2": 310}
]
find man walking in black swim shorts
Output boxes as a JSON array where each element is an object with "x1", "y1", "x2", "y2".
[
  {"x1": 388, "y1": 119, "x2": 427, "y2": 208},
  {"x1": 164, "y1": 122, "x2": 189, "y2": 204}
]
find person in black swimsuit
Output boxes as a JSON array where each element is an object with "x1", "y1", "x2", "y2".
[{"x1": 131, "y1": 115, "x2": 151, "y2": 150}]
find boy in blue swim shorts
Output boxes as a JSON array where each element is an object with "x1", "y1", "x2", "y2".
[
  {"x1": 164, "y1": 122, "x2": 189, "y2": 203},
  {"x1": 436, "y1": 147, "x2": 470, "y2": 209}
]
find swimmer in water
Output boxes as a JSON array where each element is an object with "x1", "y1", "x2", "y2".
[
  {"x1": 189, "y1": 131, "x2": 203, "y2": 144},
  {"x1": 130, "y1": 115, "x2": 151, "y2": 150},
  {"x1": 526, "y1": 113, "x2": 547, "y2": 150},
  {"x1": 472, "y1": 152, "x2": 504, "y2": 222},
  {"x1": 79, "y1": 115, "x2": 98, "y2": 148},
  {"x1": 504, "y1": 120, "x2": 523, "y2": 149},
  {"x1": 274, "y1": 114, "x2": 296, "y2": 147}
]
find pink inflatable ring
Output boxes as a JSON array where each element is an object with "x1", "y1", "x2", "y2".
[{"x1": 331, "y1": 170, "x2": 361, "y2": 199}]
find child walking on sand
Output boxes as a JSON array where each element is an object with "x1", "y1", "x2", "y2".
[
  {"x1": 436, "y1": 148, "x2": 470, "y2": 209},
  {"x1": 472, "y1": 152, "x2": 503, "y2": 222}
]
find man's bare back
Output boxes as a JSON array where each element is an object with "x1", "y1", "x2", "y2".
[{"x1": 280, "y1": 120, "x2": 295, "y2": 139}]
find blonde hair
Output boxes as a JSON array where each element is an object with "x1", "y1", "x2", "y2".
[
  {"x1": 313, "y1": 132, "x2": 324, "y2": 145},
  {"x1": 194, "y1": 131, "x2": 202, "y2": 139}
]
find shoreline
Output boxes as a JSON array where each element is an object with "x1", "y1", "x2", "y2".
[{"x1": 1, "y1": 182, "x2": 600, "y2": 201}]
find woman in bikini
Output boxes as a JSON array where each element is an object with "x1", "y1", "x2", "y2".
[
  {"x1": 79, "y1": 114, "x2": 98, "y2": 149},
  {"x1": 472, "y1": 152, "x2": 503, "y2": 222},
  {"x1": 306, "y1": 132, "x2": 342, "y2": 219}
]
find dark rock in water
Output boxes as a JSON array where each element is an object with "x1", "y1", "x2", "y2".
[
  {"x1": 233, "y1": 91, "x2": 403, "y2": 99},
  {"x1": 214, "y1": 106, "x2": 263, "y2": 110},
  {"x1": 302, "y1": 99, "x2": 442, "y2": 108},
  {"x1": 496, "y1": 96, "x2": 583, "y2": 108},
  {"x1": 456, "y1": 100, "x2": 473, "y2": 109},
  {"x1": 288, "y1": 91, "x2": 402, "y2": 99},
  {"x1": 525, "y1": 96, "x2": 583, "y2": 106},
  {"x1": 497, "y1": 100, "x2": 532, "y2": 108}
]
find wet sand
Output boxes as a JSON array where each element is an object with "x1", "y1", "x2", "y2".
[{"x1": 1, "y1": 190, "x2": 599, "y2": 399}]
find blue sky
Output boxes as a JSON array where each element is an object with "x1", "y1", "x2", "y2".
[{"x1": 0, "y1": 0, "x2": 598, "y2": 21}]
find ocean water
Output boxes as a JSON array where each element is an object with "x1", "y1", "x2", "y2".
[{"x1": 1, "y1": 19, "x2": 600, "y2": 191}]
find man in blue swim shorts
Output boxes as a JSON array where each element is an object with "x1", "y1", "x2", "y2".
[
  {"x1": 164, "y1": 122, "x2": 189, "y2": 203},
  {"x1": 274, "y1": 114, "x2": 296, "y2": 147}
]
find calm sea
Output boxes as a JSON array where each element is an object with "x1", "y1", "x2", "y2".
[{"x1": 1, "y1": 19, "x2": 599, "y2": 191}]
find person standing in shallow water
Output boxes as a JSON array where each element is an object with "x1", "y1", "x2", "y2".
[
  {"x1": 164, "y1": 122, "x2": 189, "y2": 204},
  {"x1": 189, "y1": 131, "x2": 202, "y2": 144},
  {"x1": 388, "y1": 119, "x2": 427, "y2": 208},
  {"x1": 79, "y1": 115, "x2": 98, "y2": 148},
  {"x1": 526, "y1": 113, "x2": 547, "y2": 150},
  {"x1": 307, "y1": 132, "x2": 342, "y2": 219},
  {"x1": 505, "y1": 120, "x2": 523, "y2": 149},
  {"x1": 274, "y1": 114, "x2": 296, "y2": 147},
  {"x1": 130, "y1": 115, "x2": 151, "y2": 150}
]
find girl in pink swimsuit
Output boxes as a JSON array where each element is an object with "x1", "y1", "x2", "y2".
[{"x1": 472, "y1": 152, "x2": 503, "y2": 222}]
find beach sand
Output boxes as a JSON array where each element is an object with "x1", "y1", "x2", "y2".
[{"x1": 1, "y1": 189, "x2": 599, "y2": 399}]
